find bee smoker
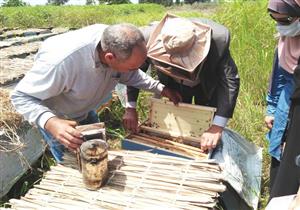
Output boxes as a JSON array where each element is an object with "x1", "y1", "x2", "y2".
[
  {"x1": 76, "y1": 123, "x2": 108, "y2": 190},
  {"x1": 80, "y1": 139, "x2": 108, "y2": 190}
]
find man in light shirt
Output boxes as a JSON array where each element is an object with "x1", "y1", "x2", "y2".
[{"x1": 11, "y1": 23, "x2": 181, "y2": 162}]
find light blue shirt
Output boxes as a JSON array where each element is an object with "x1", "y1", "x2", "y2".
[{"x1": 266, "y1": 54, "x2": 294, "y2": 160}]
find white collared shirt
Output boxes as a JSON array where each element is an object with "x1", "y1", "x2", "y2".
[{"x1": 11, "y1": 24, "x2": 164, "y2": 128}]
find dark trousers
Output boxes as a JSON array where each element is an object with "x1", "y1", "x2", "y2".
[
  {"x1": 270, "y1": 100, "x2": 300, "y2": 199},
  {"x1": 269, "y1": 157, "x2": 280, "y2": 194}
]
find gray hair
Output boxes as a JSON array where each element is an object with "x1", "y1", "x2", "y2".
[{"x1": 100, "y1": 23, "x2": 145, "y2": 60}]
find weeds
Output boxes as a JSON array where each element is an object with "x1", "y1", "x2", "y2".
[{"x1": 0, "y1": 4, "x2": 165, "y2": 28}]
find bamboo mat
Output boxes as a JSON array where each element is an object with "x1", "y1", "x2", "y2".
[{"x1": 7, "y1": 150, "x2": 225, "y2": 210}]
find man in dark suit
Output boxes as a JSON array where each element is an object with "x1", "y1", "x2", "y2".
[{"x1": 123, "y1": 14, "x2": 240, "y2": 152}]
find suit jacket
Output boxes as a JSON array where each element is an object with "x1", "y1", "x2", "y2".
[
  {"x1": 127, "y1": 18, "x2": 240, "y2": 118},
  {"x1": 291, "y1": 59, "x2": 300, "y2": 100}
]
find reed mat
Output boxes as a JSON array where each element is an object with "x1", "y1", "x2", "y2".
[{"x1": 6, "y1": 150, "x2": 226, "y2": 209}]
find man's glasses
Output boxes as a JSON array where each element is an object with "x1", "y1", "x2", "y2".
[{"x1": 269, "y1": 13, "x2": 297, "y2": 25}]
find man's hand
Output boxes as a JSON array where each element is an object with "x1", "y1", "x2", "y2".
[
  {"x1": 200, "y1": 125, "x2": 223, "y2": 151},
  {"x1": 264, "y1": 115, "x2": 274, "y2": 130},
  {"x1": 161, "y1": 87, "x2": 182, "y2": 105},
  {"x1": 45, "y1": 117, "x2": 83, "y2": 151},
  {"x1": 289, "y1": 195, "x2": 300, "y2": 210},
  {"x1": 123, "y1": 108, "x2": 139, "y2": 133},
  {"x1": 289, "y1": 187, "x2": 300, "y2": 210}
]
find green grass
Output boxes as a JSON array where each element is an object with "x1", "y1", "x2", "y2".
[
  {"x1": 1, "y1": 2, "x2": 277, "y2": 208},
  {"x1": 0, "y1": 4, "x2": 166, "y2": 28}
]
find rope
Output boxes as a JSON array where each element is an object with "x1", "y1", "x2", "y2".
[
  {"x1": 173, "y1": 159, "x2": 193, "y2": 205},
  {"x1": 40, "y1": 166, "x2": 72, "y2": 208},
  {"x1": 125, "y1": 152, "x2": 157, "y2": 208}
]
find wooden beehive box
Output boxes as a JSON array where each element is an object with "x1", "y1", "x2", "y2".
[{"x1": 125, "y1": 98, "x2": 216, "y2": 159}]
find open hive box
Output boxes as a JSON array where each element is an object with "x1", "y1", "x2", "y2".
[{"x1": 124, "y1": 98, "x2": 216, "y2": 159}]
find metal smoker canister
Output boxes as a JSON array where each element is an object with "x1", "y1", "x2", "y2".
[{"x1": 80, "y1": 139, "x2": 108, "y2": 190}]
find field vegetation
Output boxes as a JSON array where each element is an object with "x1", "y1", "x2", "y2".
[
  {"x1": 1, "y1": 1, "x2": 276, "y2": 208},
  {"x1": 0, "y1": 4, "x2": 165, "y2": 28}
]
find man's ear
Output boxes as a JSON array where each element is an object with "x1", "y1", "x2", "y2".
[{"x1": 104, "y1": 52, "x2": 116, "y2": 64}]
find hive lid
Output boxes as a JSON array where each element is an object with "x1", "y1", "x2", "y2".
[{"x1": 148, "y1": 98, "x2": 216, "y2": 139}]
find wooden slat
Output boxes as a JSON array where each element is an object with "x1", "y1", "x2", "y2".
[{"x1": 139, "y1": 125, "x2": 202, "y2": 144}]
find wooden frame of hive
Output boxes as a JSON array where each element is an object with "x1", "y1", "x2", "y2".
[{"x1": 127, "y1": 98, "x2": 216, "y2": 159}]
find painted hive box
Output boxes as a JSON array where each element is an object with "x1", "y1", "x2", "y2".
[{"x1": 125, "y1": 98, "x2": 216, "y2": 159}]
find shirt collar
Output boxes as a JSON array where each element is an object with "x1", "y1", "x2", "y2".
[
  {"x1": 93, "y1": 28, "x2": 105, "y2": 68},
  {"x1": 94, "y1": 49, "x2": 101, "y2": 68}
]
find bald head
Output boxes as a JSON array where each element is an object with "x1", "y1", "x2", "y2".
[{"x1": 101, "y1": 23, "x2": 145, "y2": 60}]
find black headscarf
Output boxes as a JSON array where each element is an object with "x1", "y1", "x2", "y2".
[{"x1": 268, "y1": 0, "x2": 300, "y2": 17}]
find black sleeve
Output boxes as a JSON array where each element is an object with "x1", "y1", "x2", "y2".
[
  {"x1": 215, "y1": 49, "x2": 240, "y2": 118},
  {"x1": 126, "y1": 24, "x2": 156, "y2": 104},
  {"x1": 126, "y1": 59, "x2": 151, "y2": 103}
]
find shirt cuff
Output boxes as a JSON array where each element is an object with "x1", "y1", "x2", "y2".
[
  {"x1": 126, "y1": 83, "x2": 164, "y2": 108},
  {"x1": 157, "y1": 83, "x2": 165, "y2": 93},
  {"x1": 125, "y1": 101, "x2": 137, "y2": 109},
  {"x1": 266, "y1": 104, "x2": 276, "y2": 116},
  {"x1": 37, "y1": 111, "x2": 56, "y2": 129},
  {"x1": 212, "y1": 115, "x2": 229, "y2": 128}
]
